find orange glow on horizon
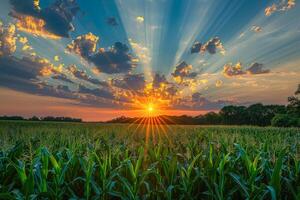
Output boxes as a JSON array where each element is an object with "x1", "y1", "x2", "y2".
[{"x1": 0, "y1": 88, "x2": 215, "y2": 122}]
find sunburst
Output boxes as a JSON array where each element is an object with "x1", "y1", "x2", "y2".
[{"x1": 127, "y1": 98, "x2": 174, "y2": 153}]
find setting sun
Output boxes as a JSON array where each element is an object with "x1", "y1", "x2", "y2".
[{"x1": 147, "y1": 104, "x2": 153, "y2": 112}]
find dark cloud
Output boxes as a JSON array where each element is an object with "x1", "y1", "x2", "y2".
[
  {"x1": 223, "y1": 62, "x2": 270, "y2": 77},
  {"x1": 166, "y1": 85, "x2": 178, "y2": 96},
  {"x1": 191, "y1": 37, "x2": 225, "y2": 55},
  {"x1": 78, "y1": 85, "x2": 114, "y2": 99},
  {"x1": 66, "y1": 33, "x2": 98, "y2": 58},
  {"x1": 223, "y1": 62, "x2": 245, "y2": 77},
  {"x1": 173, "y1": 92, "x2": 232, "y2": 110},
  {"x1": 112, "y1": 74, "x2": 145, "y2": 91},
  {"x1": 90, "y1": 42, "x2": 134, "y2": 74},
  {"x1": 0, "y1": 51, "x2": 127, "y2": 109},
  {"x1": 191, "y1": 41, "x2": 202, "y2": 54},
  {"x1": 0, "y1": 56, "x2": 52, "y2": 80},
  {"x1": 0, "y1": 55, "x2": 122, "y2": 108},
  {"x1": 57, "y1": 85, "x2": 71, "y2": 92},
  {"x1": 202, "y1": 37, "x2": 225, "y2": 55},
  {"x1": 151, "y1": 73, "x2": 178, "y2": 96},
  {"x1": 153, "y1": 73, "x2": 168, "y2": 89},
  {"x1": 192, "y1": 92, "x2": 204, "y2": 102},
  {"x1": 67, "y1": 65, "x2": 106, "y2": 86},
  {"x1": 246, "y1": 63, "x2": 270, "y2": 74},
  {"x1": 10, "y1": 0, "x2": 80, "y2": 38},
  {"x1": 52, "y1": 74, "x2": 74, "y2": 84},
  {"x1": 0, "y1": 56, "x2": 76, "y2": 99},
  {"x1": 191, "y1": 92, "x2": 228, "y2": 109},
  {"x1": 172, "y1": 61, "x2": 198, "y2": 82},
  {"x1": 9, "y1": 0, "x2": 40, "y2": 16},
  {"x1": 106, "y1": 17, "x2": 118, "y2": 26},
  {"x1": 67, "y1": 33, "x2": 136, "y2": 74},
  {"x1": 0, "y1": 39, "x2": 80, "y2": 101}
]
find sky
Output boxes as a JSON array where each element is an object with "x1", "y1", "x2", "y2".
[{"x1": 0, "y1": 0, "x2": 299, "y2": 121}]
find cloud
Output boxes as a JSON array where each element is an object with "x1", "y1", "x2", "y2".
[
  {"x1": 191, "y1": 37, "x2": 225, "y2": 55},
  {"x1": 0, "y1": 22, "x2": 17, "y2": 56},
  {"x1": 66, "y1": 32, "x2": 98, "y2": 58},
  {"x1": 0, "y1": 56, "x2": 43, "y2": 80},
  {"x1": 265, "y1": 4, "x2": 277, "y2": 16},
  {"x1": 112, "y1": 74, "x2": 145, "y2": 91},
  {"x1": 223, "y1": 62, "x2": 270, "y2": 77},
  {"x1": 106, "y1": 17, "x2": 118, "y2": 26},
  {"x1": 223, "y1": 62, "x2": 245, "y2": 77},
  {"x1": 54, "y1": 55, "x2": 60, "y2": 61},
  {"x1": 78, "y1": 85, "x2": 114, "y2": 99},
  {"x1": 67, "y1": 33, "x2": 136, "y2": 74},
  {"x1": 265, "y1": 0, "x2": 296, "y2": 16},
  {"x1": 89, "y1": 42, "x2": 135, "y2": 74},
  {"x1": 57, "y1": 85, "x2": 71, "y2": 92},
  {"x1": 52, "y1": 74, "x2": 74, "y2": 84},
  {"x1": 11, "y1": 13, "x2": 61, "y2": 40},
  {"x1": 173, "y1": 92, "x2": 232, "y2": 110},
  {"x1": 0, "y1": 40, "x2": 133, "y2": 109},
  {"x1": 0, "y1": 54, "x2": 124, "y2": 109},
  {"x1": 216, "y1": 80, "x2": 223, "y2": 88},
  {"x1": 19, "y1": 36, "x2": 28, "y2": 44},
  {"x1": 165, "y1": 85, "x2": 178, "y2": 96},
  {"x1": 68, "y1": 65, "x2": 105, "y2": 86},
  {"x1": 141, "y1": 73, "x2": 179, "y2": 98},
  {"x1": 136, "y1": 16, "x2": 144, "y2": 23},
  {"x1": 128, "y1": 38, "x2": 151, "y2": 65},
  {"x1": 0, "y1": 54, "x2": 78, "y2": 101},
  {"x1": 1, "y1": 20, "x2": 60, "y2": 78},
  {"x1": 202, "y1": 37, "x2": 225, "y2": 55},
  {"x1": 251, "y1": 25, "x2": 262, "y2": 33},
  {"x1": 152, "y1": 73, "x2": 168, "y2": 89},
  {"x1": 9, "y1": 0, "x2": 80, "y2": 38},
  {"x1": 246, "y1": 62, "x2": 270, "y2": 74},
  {"x1": 191, "y1": 92, "x2": 231, "y2": 109},
  {"x1": 191, "y1": 92, "x2": 204, "y2": 102},
  {"x1": 190, "y1": 41, "x2": 202, "y2": 54},
  {"x1": 172, "y1": 61, "x2": 198, "y2": 83}
]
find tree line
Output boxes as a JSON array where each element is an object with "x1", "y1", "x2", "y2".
[
  {"x1": 0, "y1": 116, "x2": 82, "y2": 122},
  {"x1": 108, "y1": 84, "x2": 300, "y2": 127}
]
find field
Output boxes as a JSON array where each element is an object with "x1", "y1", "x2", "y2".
[{"x1": 0, "y1": 121, "x2": 299, "y2": 199}]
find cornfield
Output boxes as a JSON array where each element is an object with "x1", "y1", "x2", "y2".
[{"x1": 0, "y1": 121, "x2": 299, "y2": 199}]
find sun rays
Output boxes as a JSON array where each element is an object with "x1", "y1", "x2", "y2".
[{"x1": 125, "y1": 97, "x2": 175, "y2": 149}]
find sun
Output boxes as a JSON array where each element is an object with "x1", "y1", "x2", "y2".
[
  {"x1": 146, "y1": 103, "x2": 156, "y2": 116},
  {"x1": 147, "y1": 104, "x2": 154, "y2": 112}
]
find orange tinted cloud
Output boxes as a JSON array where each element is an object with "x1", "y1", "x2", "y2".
[
  {"x1": 14, "y1": 14, "x2": 61, "y2": 40},
  {"x1": 265, "y1": 0, "x2": 296, "y2": 16},
  {"x1": 0, "y1": 22, "x2": 17, "y2": 56}
]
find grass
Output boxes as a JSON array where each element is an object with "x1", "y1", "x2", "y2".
[{"x1": 0, "y1": 120, "x2": 299, "y2": 199}]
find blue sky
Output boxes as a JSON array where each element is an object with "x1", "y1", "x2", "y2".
[{"x1": 0, "y1": 0, "x2": 299, "y2": 120}]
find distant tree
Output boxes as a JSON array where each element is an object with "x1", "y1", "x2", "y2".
[
  {"x1": 271, "y1": 84, "x2": 300, "y2": 127},
  {"x1": 219, "y1": 106, "x2": 248, "y2": 125},
  {"x1": 246, "y1": 104, "x2": 286, "y2": 126},
  {"x1": 29, "y1": 116, "x2": 40, "y2": 121},
  {"x1": 246, "y1": 103, "x2": 267, "y2": 126},
  {"x1": 196, "y1": 112, "x2": 222, "y2": 124},
  {"x1": 0, "y1": 116, "x2": 24, "y2": 120},
  {"x1": 271, "y1": 114, "x2": 299, "y2": 127},
  {"x1": 287, "y1": 84, "x2": 300, "y2": 117},
  {"x1": 41, "y1": 116, "x2": 82, "y2": 122}
]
